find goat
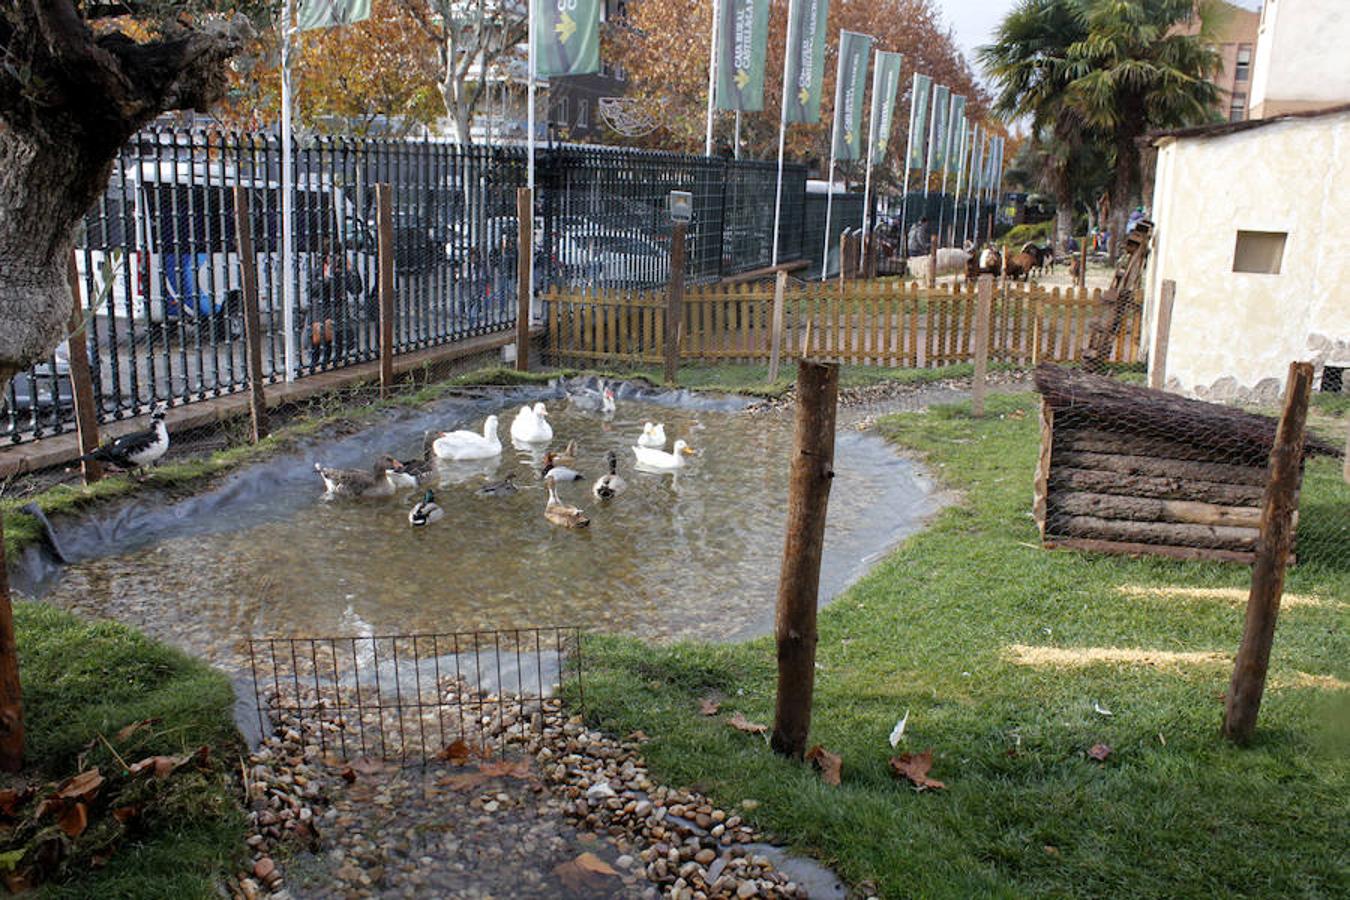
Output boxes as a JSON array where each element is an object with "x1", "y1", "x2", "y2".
[
  {"x1": 965, "y1": 244, "x2": 1002, "y2": 282},
  {"x1": 1020, "y1": 242, "x2": 1053, "y2": 278},
  {"x1": 1005, "y1": 251, "x2": 1037, "y2": 282}
]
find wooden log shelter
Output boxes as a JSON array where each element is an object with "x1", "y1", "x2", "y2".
[{"x1": 1033, "y1": 365, "x2": 1340, "y2": 564}]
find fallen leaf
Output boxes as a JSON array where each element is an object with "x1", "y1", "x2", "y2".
[
  {"x1": 626, "y1": 730, "x2": 650, "y2": 743},
  {"x1": 1043, "y1": 844, "x2": 1059, "y2": 856},
  {"x1": 888, "y1": 749, "x2": 946, "y2": 791},
  {"x1": 805, "y1": 745, "x2": 842, "y2": 786},
  {"x1": 1093, "y1": 701, "x2": 1113, "y2": 717},
  {"x1": 338, "y1": 766, "x2": 356, "y2": 784},
  {"x1": 0, "y1": 788, "x2": 33, "y2": 818},
  {"x1": 699, "y1": 697, "x2": 721, "y2": 716},
  {"x1": 435, "y1": 739, "x2": 472, "y2": 764},
  {"x1": 129, "y1": 756, "x2": 179, "y2": 779},
  {"x1": 56, "y1": 802, "x2": 87, "y2": 839},
  {"x1": 113, "y1": 718, "x2": 161, "y2": 742},
  {"x1": 1088, "y1": 743, "x2": 1112, "y2": 761},
  {"x1": 55, "y1": 769, "x2": 103, "y2": 802},
  {"x1": 888, "y1": 709, "x2": 910, "y2": 748},
  {"x1": 111, "y1": 805, "x2": 142, "y2": 824},
  {"x1": 553, "y1": 851, "x2": 618, "y2": 891},
  {"x1": 727, "y1": 712, "x2": 768, "y2": 735}
]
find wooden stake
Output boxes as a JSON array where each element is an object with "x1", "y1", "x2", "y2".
[
  {"x1": 771, "y1": 359, "x2": 839, "y2": 760},
  {"x1": 64, "y1": 252, "x2": 102, "y2": 483},
  {"x1": 1078, "y1": 237, "x2": 1089, "y2": 289},
  {"x1": 926, "y1": 244, "x2": 937, "y2": 288},
  {"x1": 664, "y1": 221, "x2": 687, "y2": 385},
  {"x1": 516, "y1": 187, "x2": 532, "y2": 372},
  {"x1": 0, "y1": 512, "x2": 22, "y2": 772},
  {"x1": 1222, "y1": 361, "x2": 1313, "y2": 744},
  {"x1": 972, "y1": 274, "x2": 993, "y2": 417},
  {"x1": 1149, "y1": 279, "x2": 1176, "y2": 390},
  {"x1": 376, "y1": 183, "x2": 395, "y2": 398},
  {"x1": 232, "y1": 187, "x2": 269, "y2": 442},
  {"x1": 767, "y1": 270, "x2": 788, "y2": 384}
]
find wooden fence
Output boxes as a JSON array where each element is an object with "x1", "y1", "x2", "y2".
[{"x1": 541, "y1": 280, "x2": 1142, "y2": 370}]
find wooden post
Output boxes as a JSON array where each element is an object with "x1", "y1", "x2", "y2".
[
  {"x1": 1222, "y1": 361, "x2": 1313, "y2": 745},
  {"x1": 767, "y1": 270, "x2": 788, "y2": 383},
  {"x1": 771, "y1": 359, "x2": 839, "y2": 760},
  {"x1": 376, "y1": 184, "x2": 396, "y2": 397},
  {"x1": 1149, "y1": 279, "x2": 1176, "y2": 391},
  {"x1": 1078, "y1": 237, "x2": 1089, "y2": 289},
  {"x1": 926, "y1": 244, "x2": 937, "y2": 288},
  {"x1": 516, "y1": 187, "x2": 532, "y2": 372},
  {"x1": 972, "y1": 274, "x2": 994, "y2": 417},
  {"x1": 64, "y1": 252, "x2": 102, "y2": 484},
  {"x1": 664, "y1": 221, "x2": 687, "y2": 385},
  {"x1": 232, "y1": 187, "x2": 269, "y2": 442}
]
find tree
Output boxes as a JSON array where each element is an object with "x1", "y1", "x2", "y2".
[
  {"x1": 397, "y1": 0, "x2": 528, "y2": 142},
  {"x1": 0, "y1": 0, "x2": 250, "y2": 771}
]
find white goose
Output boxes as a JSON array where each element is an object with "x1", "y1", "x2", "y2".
[
  {"x1": 433, "y1": 415, "x2": 502, "y2": 461},
  {"x1": 637, "y1": 422, "x2": 667, "y2": 449},
  {"x1": 632, "y1": 439, "x2": 694, "y2": 471},
  {"x1": 510, "y1": 402, "x2": 553, "y2": 443}
]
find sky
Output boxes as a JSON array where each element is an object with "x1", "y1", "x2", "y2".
[{"x1": 943, "y1": 0, "x2": 1264, "y2": 82}]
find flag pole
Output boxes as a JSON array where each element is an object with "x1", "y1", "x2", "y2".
[
  {"x1": 770, "y1": 0, "x2": 795, "y2": 269},
  {"x1": 705, "y1": 0, "x2": 721, "y2": 156},
  {"x1": 280, "y1": 0, "x2": 297, "y2": 382},
  {"x1": 820, "y1": 30, "x2": 846, "y2": 282},
  {"x1": 526, "y1": 0, "x2": 537, "y2": 318}
]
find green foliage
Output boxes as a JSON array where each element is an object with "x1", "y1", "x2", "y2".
[
  {"x1": 1004, "y1": 220, "x2": 1054, "y2": 246},
  {"x1": 579, "y1": 393, "x2": 1350, "y2": 898}
]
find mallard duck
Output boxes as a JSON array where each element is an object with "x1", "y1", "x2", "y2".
[
  {"x1": 632, "y1": 439, "x2": 694, "y2": 471},
  {"x1": 637, "y1": 422, "x2": 667, "y2": 449},
  {"x1": 408, "y1": 490, "x2": 444, "y2": 526},
  {"x1": 541, "y1": 452, "x2": 585, "y2": 482},
  {"x1": 315, "y1": 455, "x2": 409, "y2": 498},
  {"x1": 433, "y1": 415, "x2": 501, "y2": 460},
  {"x1": 554, "y1": 440, "x2": 579, "y2": 465},
  {"x1": 544, "y1": 476, "x2": 590, "y2": 528},
  {"x1": 593, "y1": 450, "x2": 627, "y2": 500},
  {"x1": 510, "y1": 402, "x2": 553, "y2": 443},
  {"x1": 476, "y1": 473, "x2": 518, "y2": 496},
  {"x1": 79, "y1": 402, "x2": 169, "y2": 474}
]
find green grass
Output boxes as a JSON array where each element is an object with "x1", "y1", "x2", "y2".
[
  {"x1": 575, "y1": 393, "x2": 1350, "y2": 898},
  {"x1": 7, "y1": 603, "x2": 245, "y2": 899}
]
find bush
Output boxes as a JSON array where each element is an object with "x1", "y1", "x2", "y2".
[{"x1": 1003, "y1": 220, "x2": 1053, "y2": 246}]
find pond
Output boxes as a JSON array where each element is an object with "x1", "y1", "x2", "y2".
[{"x1": 18, "y1": 382, "x2": 938, "y2": 669}]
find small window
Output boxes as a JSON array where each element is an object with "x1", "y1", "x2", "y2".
[
  {"x1": 1229, "y1": 91, "x2": 1247, "y2": 122},
  {"x1": 1232, "y1": 230, "x2": 1286, "y2": 274},
  {"x1": 555, "y1": 97, "x2": 569, "y2": 126},
  {"x1": 1235, "y1": 44, "x2": 1252, "y2": 82},
  {"x1": 577, "y1": 99, "x2": 590, "y2": 128}
]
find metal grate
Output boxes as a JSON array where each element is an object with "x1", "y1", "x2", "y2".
[{"x1": 246, "y1": 627, "x2": 583, "y2": 763}]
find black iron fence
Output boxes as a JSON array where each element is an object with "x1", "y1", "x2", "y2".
[{"x1": 5, "y1": 128, "x2": 811, "y2": 446}]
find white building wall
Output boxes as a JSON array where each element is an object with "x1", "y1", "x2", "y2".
[
  {"x1": 1249, "y1": 0, "x2": 1350, "y2": 118},
  {"x1": 1145, "y1": 111, "x2": 1350, "y2": 401}
]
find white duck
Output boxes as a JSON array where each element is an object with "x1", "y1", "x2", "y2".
[
  {"x1": 632, "y1": 439, "x2": 694, "y2": 471},
  {"x1": 433, "y1": 415, "x2": 502, "y2": 461},
  {"x1": 510, "y1": 402, "x2": 553, "y2": 443},
  {"x1": 637, "y1": 422, "x2": 667, "y2": 449}
]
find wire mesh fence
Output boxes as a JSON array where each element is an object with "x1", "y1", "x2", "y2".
[{"x1": 246, "y1": 627, "x2": 582, "y2": 764}]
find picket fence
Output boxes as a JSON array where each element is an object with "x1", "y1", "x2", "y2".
[{"x1": 540, "y1": 280, "x2": 1142, "y2": 369}]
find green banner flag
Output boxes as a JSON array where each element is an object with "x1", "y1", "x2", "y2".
[
  {"x1": 783, "y1": 0, "x2": 830, "y2": 123},
  {"x1": 906, "y1": 73, "x2": 931, "y2": 170},
  {"x1": 867, "y1": 51, "x2": 902, "y2": 165},
  {"x1": 534, "y1": 0, "x2": 601, "y2": 78},
  {"x1": 830, "y1": 31, "x2": 872, "y2": 162},
  {"x1": 716, "y1": 0, "x2": 771, "y2": 111},
  {"x1": 297, "y1": 0, "x2": 371, "y2": 30},
  {"x1": 925, "y1": 83, "x2": 948, "y2": 174},
  {"x1": 944, "y1": 95, "x2": 966, "y2": 176}
]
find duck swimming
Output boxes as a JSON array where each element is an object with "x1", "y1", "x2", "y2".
[
  {"x1": 433, "y1": 415, "x2": 502, "y2": 460},
  {"x1": 593, "y1": 450, "x2": 627, "y2": 500},
  {"x1": 637, "y1": 422, "x2": 667, "y2": 449},
  {"x1": 315, "y1": 455, "x2": 411, "y2": 498},
  {"x1": 631, "y1": 439, "x2": 694, "y2": 471},
  {"x1": 408, "y1": 490, "x2": 445, "y2": 526},
  {"x1": 541, "y1": 452, "x2": 585, "y2": 482},
  {"x1": 510, "y1": 402, "x2": 553, "y2": 443},
  {"x1": 544, "y1": 475, "x2": 590, "y2": 528},
  {"x1": 476, "y1": 473, "x2": 518, "y2": 496}
]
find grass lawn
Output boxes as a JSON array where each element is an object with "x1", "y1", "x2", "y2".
[
  {"x1": 6, "y1": 602, "x2": 245, "y2": 899},
  {"x1": 576, "y1": 392, "x2": 1350, "y2": 898}
]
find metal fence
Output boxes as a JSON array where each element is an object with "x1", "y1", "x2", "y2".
[
  {"x1": 246, "y1": 626, "x2": 582, "y2": 763},
  {"x1": 5, "y1": 129, "x2": 810, "y2": 446}
]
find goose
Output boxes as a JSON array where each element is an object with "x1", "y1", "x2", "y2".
[
  {"x1": 636, "y1": 422, "x2": 667, "y2": 449},
  {"x1": 408, "y1": 490, "x2": 445, "y2": 526},
  {"x1": 544, "y1": 476, "x2": 590, "y2": 528},
  {"x1": 510, "y1": 402, "x2": 553, "y2": 443},
  {"x1": 315, "y1": 455, "x2": 409, "y2": 498},
  {"x1": 592, "y1": 450, "x2": 627, "y2": 500},
  {"x1": 476, "y1": 473, "x2": 518, "y2": 496},
  {"x1": 433, "y1": 415, "x2": 501, "y2": 460},
  {"x1": 632, "y1": 439, "x2": 694, "y2": 471},
  {"x1": 79, "y1": 402, "x2": 169, "y2": 474},
  {"x1": 541, "y1": 452, "x2": 585, "y2": 482}
]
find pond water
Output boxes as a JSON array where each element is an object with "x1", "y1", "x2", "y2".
[{"x1": 22, "y1": 384, "x2": 936, "y2": 668}]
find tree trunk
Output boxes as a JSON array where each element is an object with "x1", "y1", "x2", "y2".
[{"x1": 1054, "y1": 204, "x2": 1074, "y2": 257}]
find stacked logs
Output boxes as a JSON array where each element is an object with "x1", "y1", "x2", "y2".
[{"x1": 1032, "y1": 364, "x2": 1340, "y2": 563}]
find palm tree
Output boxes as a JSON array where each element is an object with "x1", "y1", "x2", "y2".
[
  {"x1": 1063, "y1": 0, "x2": 1220, "y2": 255},
  {"x1": 980, "y1": 0, "x2": 1090, "y2": 253}
]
